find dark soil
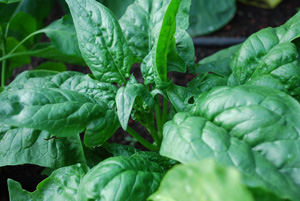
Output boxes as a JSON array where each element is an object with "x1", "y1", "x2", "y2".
[{"x1": 1, "y1": 1, "x2": 300, "y2": 200}]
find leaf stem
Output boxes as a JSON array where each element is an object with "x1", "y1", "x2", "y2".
[
  {"x1": 161, "y1": 97, "x2": 168, "y2": 127},
  {"x1": 1, "y1": 44, "x2": 6, "y2": 88},
  {"x1": 155, "y1": 96, "x2": 163, "y2": 139},
  {"x1": 7, "y1": 30, "x2": 43, "y2": 56},
  {"x1": 126, "y1": 126, "x2": 158, "y2": 151}
]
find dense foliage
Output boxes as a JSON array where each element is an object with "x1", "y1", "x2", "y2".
[{"x1": 1, "y1": 0, "x2": 300, "y2": 200}]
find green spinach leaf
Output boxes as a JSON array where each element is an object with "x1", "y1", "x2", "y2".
[
  {"x1": 188, "y1": 0, "x2": 236, "y2": 36},
  {"x1": 8, "y1": 164, "x2": 87, "y2": 201},
  {"x1": 78, "y1": 152, "x2": 171, "y2": 201},
  {"x1": 230, "y1": 11, "x2": 300, "y2": 98},
  {"x1": 160, "y1": 85, "x2": 300, "y2": 200},
  {"x1": 149, "y1": 159, "x2": 254, "y2": 201},
  {"x1": 65, "y1": 0, "x2": 137, "y2": 84},
  {"x1": 0, "y1": 123, "x2": 86, "y2": 169}
]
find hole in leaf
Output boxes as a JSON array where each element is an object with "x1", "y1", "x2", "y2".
[{"x1": 188, "y1": 96, "x2": 195, "y2": 104}]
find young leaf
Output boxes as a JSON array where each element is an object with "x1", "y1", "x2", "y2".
[
  {"x1": 8, "y1": 164, "x2": 87, "y2": 201},
  {"x1": 15, "y1": 0, "x2": 54, "y2": 28},
  {"x1": 152, "y1": 0, "x2": 181, "y2": 86},
  {"x1": 9, "y1": 12, "x2": 37, "y2": 47},
  {"x1": 187, "y1": 73, "x2": 228, "y2": 95},
  {"x1": 119, "y1": 0, "x2": 194, "y2": 82},
  {"x1": 188, "y1": 0, "x2": 236, "y2": 36},
  {"x1": 116, "y1": 83, "x2": 154, "y2": 130},
  {"x1": 149, "y1": 159, "x2": 254, "y2": 201},
  {"x1": 65, "y1": 0, "x2": 137, "y2": 84},
  {"x1": 77, "y1": 152, "x2": 171, "y2": 201},
  {"x1": 40, "y1": 15, "x2": 82, "y2": 57},
  {"x1": 0, "y1": 123, "x2": 86, "y2": 169},
  {"x1": 160, "y1": 85, "x2": 300, "y2": 201}
]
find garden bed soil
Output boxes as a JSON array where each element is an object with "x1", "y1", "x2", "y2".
[{"x1": 1, "y1": 1, "x2": 300, "y2": 200}]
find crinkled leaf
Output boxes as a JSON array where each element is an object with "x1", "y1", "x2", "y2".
[
  {"x1": 196, "y1": 44, "x2": 241, "y2": 76},
  {"x1": 3, "y1": 70, "x2": 119, "y2": 146},
  {"x1": 8, "y1": 164, "x2": 87, "y2": 201},
  {"x1": 188, "y1": 0, "x2": 236, "y2": 36},
  {"x1": 230, "y1": 11, "x2": 300, "y2": 98},
  {"x1": 160, "y1": 85, "x2": 300, "y2": 201},
  {"x1": 0, "y1": 123, "x2": 86, "y2": 169},
  {"x1": 78, "y1": 152, "x2": 171, "y2": 201},
  {"x1": 65, "y1": 0, "x2": 137, "y2": 84},
  {"x1": 149, "y1": 159, "x2": 254, "y2": 201},
  {"x1": 0, "y1": 88, "x2": 108, "y2": 137},
  {"x1": 116, "y1": 83, "x2": 154, "y2": 130},
  {"x1": 5, "y1": 70, "x2": 118, "y2": 109}
]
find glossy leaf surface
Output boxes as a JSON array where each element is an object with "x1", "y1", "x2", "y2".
[
  {"x1": 230, "y1": 11, "x2": 300, "y2": 98},
  {"x1": 160, "y1": 85, "x2": 300, "y2": 200},
  {"x1": 66, "y1": 0, "x2": 137, "y2": 84},
  {"x1": 149, "y1": 159, "x2": 254, "y2": 201},
  {"x1": 0, "y1": 123, "x2": 86, "y2": 169},
  {"x1": 78, "y1": 152, "x2": 171, "y2": 201},
  {"x1": 120, "y1": 0, "x2": 194, "y2": 84},
  {"x1": 8, "y1": 164, "x2": 87, "y2": 201},
  {"x1": 3, "y1": 70, "x2": 119, "y2": 146},
  {"x1": 0, "y1": 87, "x2": 108, "y2": 137}
]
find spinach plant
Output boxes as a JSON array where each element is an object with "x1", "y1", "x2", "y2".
[{"x1": 1, "y1": 0, "x2": 300, "y2": 200}]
